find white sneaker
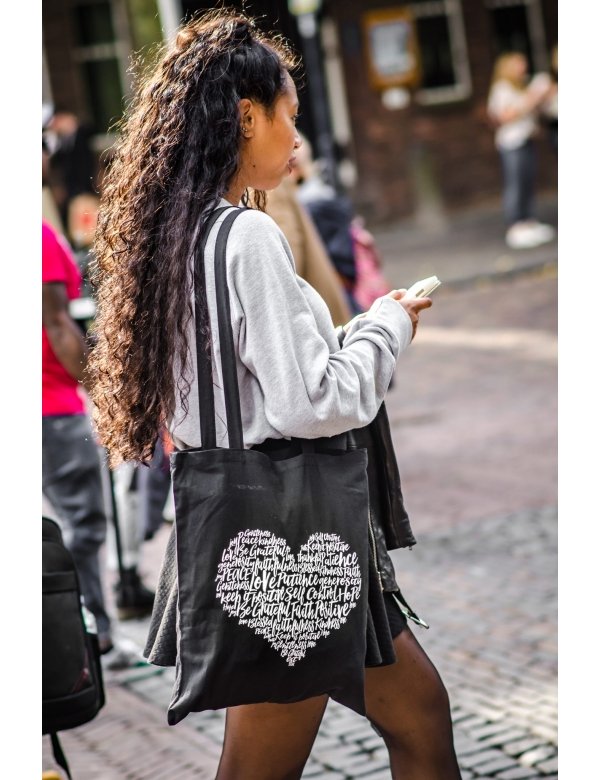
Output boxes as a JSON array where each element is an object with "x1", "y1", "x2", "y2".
[
  {"x1": 506, "y1": 222, "x2": 542, "y2": 250},
  {"x1": 100, "y1": 637, "x2": 146, "y2": 670},
  {"x1": 526, "y1": 221, "x2": 556, "y2": 244}
]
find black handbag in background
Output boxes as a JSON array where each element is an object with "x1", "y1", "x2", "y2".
[
  {"x1": 43, "y1": 516, "x2": 106, "y2": 779},
  {"x1": 166, "y1": 207, "x2": 371, "y2": 725}
]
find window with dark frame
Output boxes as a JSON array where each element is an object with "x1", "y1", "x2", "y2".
[
  {"x1": 486, "y1": 0, "x2": 549, "y2": 74},
  {"x1": 71, "y1": 0, "x2": 127, "y2": 137},
  {"x1": 415, "y1": 11, "x2": 455, "y2": 89},
  {"x1": 408, "y1": 0, "x2": 472, "y2": 104}
]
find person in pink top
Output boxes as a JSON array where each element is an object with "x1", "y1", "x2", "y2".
[
  {"x1": 42, "y1": 220, "x2": 114, "y2": 654},
  {"x1": 42, "y1": 222, "x2": 86, "y2": 414}
]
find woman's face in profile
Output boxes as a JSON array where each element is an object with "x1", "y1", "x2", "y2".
[{"x1": 239, "y1": 72, "x2": 302, "y2": 192}]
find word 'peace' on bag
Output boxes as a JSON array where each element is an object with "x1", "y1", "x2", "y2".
[{"x1": 159, "y1": 207, "x2": 371, "y2": 724}]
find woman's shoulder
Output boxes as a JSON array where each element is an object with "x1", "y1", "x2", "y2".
[
  {"x1": 230, "y1": 205, "x2": 284, "y2": 236},
  {"x1": 231, "y1": 208, "x2": 289, "y2": 254},
  {"x1": 226, "y1": 206, "x2": 295, "y2": 267}
]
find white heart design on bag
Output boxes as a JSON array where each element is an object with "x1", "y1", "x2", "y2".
[{"x1": 215, "y1": 529, "x2": 362, "y2": 666}]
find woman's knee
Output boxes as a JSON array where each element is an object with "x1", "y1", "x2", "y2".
[
  {"x1": 420, "y1": 667, "x2": 452, "y2": 717},
  {"x1": 372, "y1": 677, "x2": 452, "y2": 749},
  {"x1": 366, "y1": 632, "x2": 455, "y2": 752}
]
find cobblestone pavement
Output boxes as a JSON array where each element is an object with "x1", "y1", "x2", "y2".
[
  {"x1": 44, "y1": 504, "x2": 556, "y2": 779},
  {"x1": 43, "y1": 232, "x2": 558, "y2": 777},
  {"x1": 384, "y1": 271, "x2": 557, "y2": 533}
]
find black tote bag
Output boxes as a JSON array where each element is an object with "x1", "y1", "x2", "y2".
[{"x1": 167, "y1": 207, "x2": 371, "y2": 725}]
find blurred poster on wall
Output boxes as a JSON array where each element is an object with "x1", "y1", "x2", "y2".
[{"x1": 362, "y1": 7, "x2": 421, "y2": 91}]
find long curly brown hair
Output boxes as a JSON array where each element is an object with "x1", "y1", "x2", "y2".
[{"x1": 88, "y1": 9, "x2": 298, "y2": 466}]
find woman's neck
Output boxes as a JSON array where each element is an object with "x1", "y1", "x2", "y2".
[
  {"x1": 223, "y1": 190, "x2": 242, "y2": 206},
  {"x1": 224, "y1": 174, "x2": 246, "y2": 206}
]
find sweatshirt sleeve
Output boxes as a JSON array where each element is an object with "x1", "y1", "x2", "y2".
[{"x1": 228, "y1": 210, "x2": 413, "y2": 439}]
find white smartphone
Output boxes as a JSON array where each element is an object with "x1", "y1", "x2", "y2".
[{"x1": 404, "y1": 275, "x2": 441, "y2": 299}]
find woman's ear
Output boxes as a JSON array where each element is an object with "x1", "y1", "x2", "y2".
[{"x1": 239, "y1": 98, "x2": 255, "y2": 139}]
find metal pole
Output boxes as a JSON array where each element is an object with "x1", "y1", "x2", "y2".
[
  {"x1": 296, "y1": 12, "x2": 341, "y2": 192},
  {"x1": 106, "y1": 462, "x2": 127, "y2": 584},
  {"x1": 156, "y1": 0, "x2": 183, "y2": 42}
]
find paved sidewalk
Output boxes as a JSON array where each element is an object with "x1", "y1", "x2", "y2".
[
  {"x1": 372, "y1": 193, "x2": 557, "y2": 291},
  {"x1": 42, "y1": 196, "x2": 557, "y2": 779}
]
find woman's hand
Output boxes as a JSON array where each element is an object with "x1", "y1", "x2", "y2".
[
  {"x1": 387, "y1": 289, "x2": 432, "y2": 341},
  {"x1": 341, "y1": 289, "x2": 432, "y2": 341}
]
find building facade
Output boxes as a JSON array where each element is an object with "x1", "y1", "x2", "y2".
[
  {"x1": 323, "y1": 0, "x2": 557, "y2": 223},
  {"x1": 43, "y1": 0, "x2": 557, "y2": 226}
]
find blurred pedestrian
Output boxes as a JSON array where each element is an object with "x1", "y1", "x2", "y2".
[
  {"x1": 45, "y1": 108, "x2": 98, "y2": 243},
  {"x1": 42, "y1": 135, "x2": 64, "y2": 234},
  {"x1": 108, "y1": 433, "x2": 170, "y2": 621},
  {"x1": 350, "y1": 216, "x2": 393, "y2": 312},
  {"x1": 487, "y1": 52, "x2": 556, "y2": 250},
  {"x1": 138, "y1": 430, "x2": 174, "y2": 542},
  {"x1": 292, "y1": 136, "x2": 391, "y2": 314},
  {"x1": 42, "y1": 140, "x2": 156, "y2": 624},
  {"x1": 293, "y1": 135, "x2": 361, "y2": 314},
  {"x1": 263, "y1": 176, "x2": 351, "y2": 325},
  {"x1": 42, "y1": 220, "x2": 116, "y2": 659},
  {"x1": 88, "y1": 10, "x2": 461, "y2": 778}
]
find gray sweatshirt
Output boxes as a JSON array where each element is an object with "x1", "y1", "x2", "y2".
[{"x1": 169, "y1": 200, "x2": 413, "y2": 450}]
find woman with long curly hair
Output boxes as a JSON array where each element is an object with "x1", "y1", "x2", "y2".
[{"x1": 89, "y1": 9, "x2": 461, "y2": 779}]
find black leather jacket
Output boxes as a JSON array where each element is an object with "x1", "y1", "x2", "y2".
[
  {"x1": 352, "y1": 401, "x2": 416, "y2": 591},
  {"x1": 336, "y1": 327, "x2": 417, "y2": 591}
]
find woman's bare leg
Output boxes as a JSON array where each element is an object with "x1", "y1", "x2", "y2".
[
  {"x1": 215, "y1": 627, "x2": 459, "y2": 780},
  {"x1": 365, "y1": 626, "x2": 462, "y2": 779},
  {"x1": 216, "y1": 695, "x2": 329, "y2": 780}
]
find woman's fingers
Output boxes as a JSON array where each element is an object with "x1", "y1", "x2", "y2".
[
  {"x1": 387, "y1": 289, "x2": 432, "y2": 310},
  {"x1": 386, "y1": 288, "x2": 407, "y2": 301},
  {"x1": 399, "y1": 296, "x2": 433, "y2": 340},
  {"x1": 412, "y1": 296, "x2": 433, "y2": 311}
]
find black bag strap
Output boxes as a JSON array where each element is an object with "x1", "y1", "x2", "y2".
[
  {"x1": 193, "y1": 206, "x2": 246, "y2": 449},
  {"x1": 49, "y1": 732, "x2": 72, "y2": 780},
  {"x1": 193, "y1": 205, "x2": 236, "y2": 448},
  {"x1": 213, "y1": 209, "x2": 247, "y2": 449}
]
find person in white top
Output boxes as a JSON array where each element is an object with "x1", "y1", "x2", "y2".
[{"x1": 488, "y1": 52, "x2": 556, "y2": 250}]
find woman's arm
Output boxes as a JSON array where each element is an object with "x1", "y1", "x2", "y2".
[
  {"x1": 489, "y1": 78, "x2": 552, "y2": 125},
  {"x1": 42, "y1": 281, "x2": 89, "y2": 383},
  {"x1": 229, "y1": 211, "x2": 414, "y2": 439}
]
